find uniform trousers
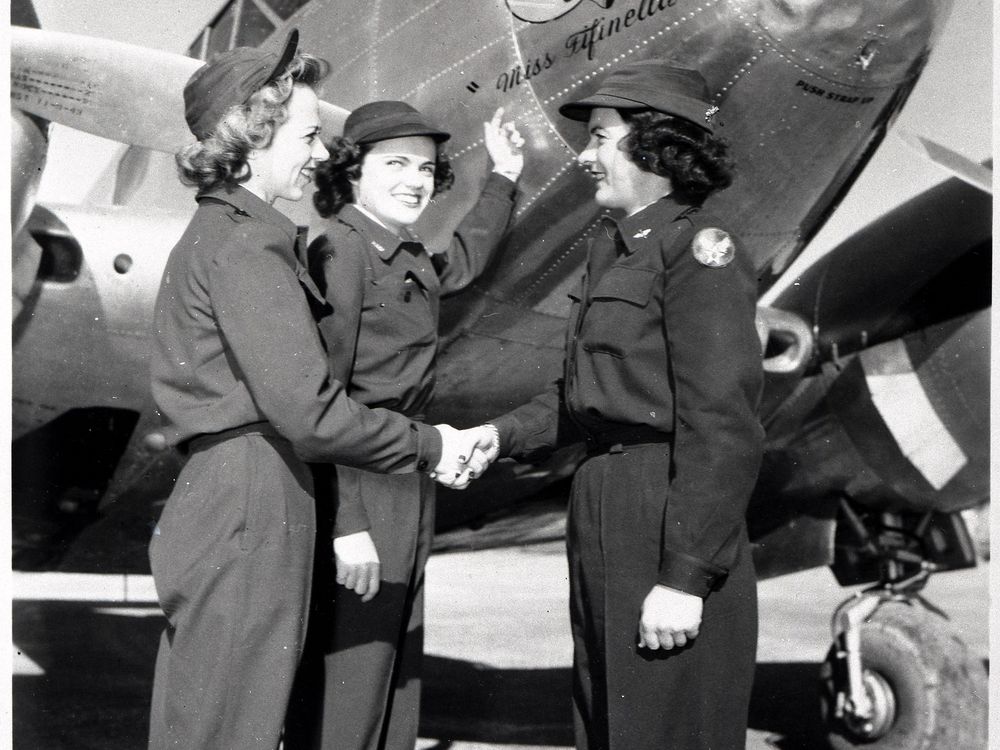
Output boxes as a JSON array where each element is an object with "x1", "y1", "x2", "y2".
[
  {"x1": 286, "y1": 469, "x2": 434, "y2": 750},
  {"x1": 567, "y1": 443, "x2": 758, "y2": 750},
  {"x1": 148, "y1": 433, "x2": 316, "y2": 750}
]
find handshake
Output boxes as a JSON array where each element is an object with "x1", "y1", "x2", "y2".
[{"x1": 430, "y1": 424, "x2": 501, "y2": 489}]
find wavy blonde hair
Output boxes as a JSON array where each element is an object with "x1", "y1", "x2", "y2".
[{"x1": 176, "y1": 53, "x2": 328, "y2": 191}]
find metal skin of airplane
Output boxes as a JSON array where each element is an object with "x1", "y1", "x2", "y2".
[{"x1": 10, "y1": 0, "x2": 990, "y2": 748}]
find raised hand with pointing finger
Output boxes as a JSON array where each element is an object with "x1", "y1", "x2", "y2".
[{"x1": 484, "y1": 106, "x2": 525, "y2": 182}]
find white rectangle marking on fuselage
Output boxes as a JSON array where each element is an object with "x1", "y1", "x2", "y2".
[{"x1": 860, "y1": 340, "x2": 967, "y2": 490}]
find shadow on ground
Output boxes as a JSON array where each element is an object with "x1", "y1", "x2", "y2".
[
  {"x1": 15, "y1": 602, "x2": 838, "y2": 749},
  {"x1": 419, "y1": 657, "x2": 835, "y2": 748},
  {"x1": 420, "y1": 655, "x2": 574, "y2": 746},
  {"x1": 747, "y1": 662, "x2": 833, "y2": 749},
  {"x1": 14, "y1": 603, "x2": 161, "y2": 750}
]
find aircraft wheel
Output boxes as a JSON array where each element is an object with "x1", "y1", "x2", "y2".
[{"x1": 820, "y1": 601, "x2": 987, "y2": 750}]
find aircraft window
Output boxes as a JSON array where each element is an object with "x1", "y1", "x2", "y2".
[
  {"x1": 113, "y1": 254, "x2": 134, "y2": 275},
  {"x1": 235, "y1": 2, "x2": 276, "y2": 48},
  {"x1": 187, "y1": 31, "x2": 208, "y2": 60},
  {"x1": 264, "y1": 0, "x2": 311, "y2": 20},
  {"x1": 206, "y1": 3, "x2": 238, "y2": 58},
  {"x1": 30, "y1": 231, "x2": 82, "y2": 283},
  {"x1": 186, "y1": 0, "x2": 309, "y2": 60}
]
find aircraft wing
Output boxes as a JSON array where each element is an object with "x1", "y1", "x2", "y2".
[{"x1": 11, "y1": 26, "x2": 349, "y2": 154}]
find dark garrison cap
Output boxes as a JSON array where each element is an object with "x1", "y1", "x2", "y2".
[
  {"x1": 343, "y1": 101, "x2": 450, "y2": 145},
  {"x1": 184, "y1": 29, "x2": 299, "y2": 141},
  {"x1": 559, "y1": 59, "x2": 718, "y2": 133}
]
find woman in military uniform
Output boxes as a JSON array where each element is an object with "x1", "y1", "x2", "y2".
[
  {"x1": 478, "y1": 60, "x2": 764, "y2": 749},
  {"x1": 284, "y1": 102, "x2": 523, "y2": 750},
  {"x1": 147, "y1": 36, "x2": 478, "y2": 750}
]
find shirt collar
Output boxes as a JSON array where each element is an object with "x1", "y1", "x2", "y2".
[
  {"x1": 612, "y1": 194, "x2": 696, "y2": 256},
  {"x1": 197, "y1": 183, "x2": 300, "y2": 244},
  {"x1": 337, "y1": 203, "x2": 420, "y2": 262},
  {"x1": 352, "y1": 203, "x2": 393, "y2": 232}
]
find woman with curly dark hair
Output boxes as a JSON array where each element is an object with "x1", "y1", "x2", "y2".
[
  {"x1": 285, "y1": 102, "x2": 524, "y2": 750},
  {"x1": 618, "y1": 109, "x2": 733, "y2": 204},
  {"x1": 471, "y1": 60, "x2": 763, "y2": 749},
  {"x1": 310, "y1": 129, "x2": 456, "y2": 219}
]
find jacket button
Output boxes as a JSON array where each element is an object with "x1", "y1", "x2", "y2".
[{"x1": 417, "y1": 460, "x2": 428, "y2": 471}]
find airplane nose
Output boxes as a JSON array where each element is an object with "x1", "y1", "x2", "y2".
[{"x1": 755, "y1": 0, "x2": 935, "y2": 87}]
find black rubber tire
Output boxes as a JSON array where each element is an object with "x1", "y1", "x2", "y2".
[{"x1": 820, "y1": 600, "x2": 987, "y2": 750}]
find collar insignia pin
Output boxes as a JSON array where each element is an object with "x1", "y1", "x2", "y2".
[{"x1": 633, "y1": 228, "x2": 652, "y2": 239}]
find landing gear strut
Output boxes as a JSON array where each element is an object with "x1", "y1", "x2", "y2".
[{"x1": 820, "y1": 504, "x2": 987, "y2": 749}]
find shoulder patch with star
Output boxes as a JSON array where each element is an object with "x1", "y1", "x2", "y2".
[{"x1": 691, "y1": 227, "x2": 736, "y2": 267}]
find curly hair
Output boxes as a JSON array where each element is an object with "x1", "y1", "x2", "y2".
[
  {"x1": 312, "y1": 137, "x2": 455, "y2": 218},
  {"x1": 176, "y1": 53, "x2": 328, "y2": 191},
  {"x1": 619, "y1": 110, "x2": 733, "y2": 204}
]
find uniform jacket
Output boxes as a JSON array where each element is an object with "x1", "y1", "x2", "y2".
[
  {"x1": 308, "y1": 171, "x2": 517, "y2": 533},
  {"x1": 492, "y1": 194, "x2": 764, "y2": 597},
  {"x1": 150, "y1": 183, "x2": 441, "y2": 473}
]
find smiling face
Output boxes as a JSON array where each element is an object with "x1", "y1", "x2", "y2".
[
  {"x1": 577, "y1": 107, "x2": 671, "y2": 214},
  {"x1": 353, "y1": 136, "x2": 438, "y2": 233},
  {"x1": 246, "y1": 84, "x2": 329, "y2": 205}
]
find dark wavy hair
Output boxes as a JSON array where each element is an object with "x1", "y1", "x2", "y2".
[
  {"x1": 176, "y1": 53, "x2": 329, "y2": 191},
  {"x1": 312, "y1": 137, "x2": 455, "y2": 218},
  {"x1": 619, "y1": 110, "x2": 733, "y2": 205}
]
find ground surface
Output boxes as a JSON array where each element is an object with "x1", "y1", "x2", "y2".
[{"x1": 13, "y1": 540, "x2": 988, "y2": 749}]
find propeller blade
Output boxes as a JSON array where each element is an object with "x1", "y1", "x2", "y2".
[{"x1": 894, "y1": 129, "x2": 993, "y2": 194}]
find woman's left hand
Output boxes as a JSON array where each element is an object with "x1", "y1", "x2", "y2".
[
  {"x1": 484, "y1": 107, "x2": 525, "y2": 181},
  {"x1": 637, "y1": 584, "x2": 703, "y2": 650},
  {"x1": 333, "y1": 531, "x2": 381, "y2": 602}
]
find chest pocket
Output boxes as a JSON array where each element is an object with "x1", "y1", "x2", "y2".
[
  {"x1": 581, "y1": 266, "x2": 659, "y2": 358},
  {"x1": 362, "y1": 271, "x2": 437, "y2": 350}
]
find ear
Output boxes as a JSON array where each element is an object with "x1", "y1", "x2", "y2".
[{"x1": 233, "y1": 148, "x2": 255, "y2": 182}]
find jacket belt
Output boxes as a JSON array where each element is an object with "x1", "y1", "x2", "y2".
[
  {"x1": 582, "y1": 423, "x2": 672, "y2": 455},
  {"x1": 184, "y1": 421, "x2": 284, "y2": 455}
]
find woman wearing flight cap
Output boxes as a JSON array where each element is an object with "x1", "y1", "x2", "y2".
[
  {"x1": 147, "y1": 33, "x2": 484, "y2": 750},
  {"x1": 471, "y1": 59, "x2": 763, "y2": 749},
  {"x1": 283, "y1": 101, "x2": 524, "y2": 750}
]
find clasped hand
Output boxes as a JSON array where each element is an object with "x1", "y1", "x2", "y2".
[{"x1": 431, "y1": 424, "x2": 499, "y2": 489}]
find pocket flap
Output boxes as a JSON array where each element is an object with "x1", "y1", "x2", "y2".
[{"x1": 591, "y1": 267, "x2": 657, "y2": 306}]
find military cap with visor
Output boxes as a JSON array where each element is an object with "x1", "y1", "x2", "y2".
[
  {"x1": 184, "y1": 29, "x2": 300, "y2": 141},
  {"x1": 343, "y1": 100, "x2": 451, "y2": 145},
  {"x1": 559, "y1": 59, "x2": 718, "y2": 133}
]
